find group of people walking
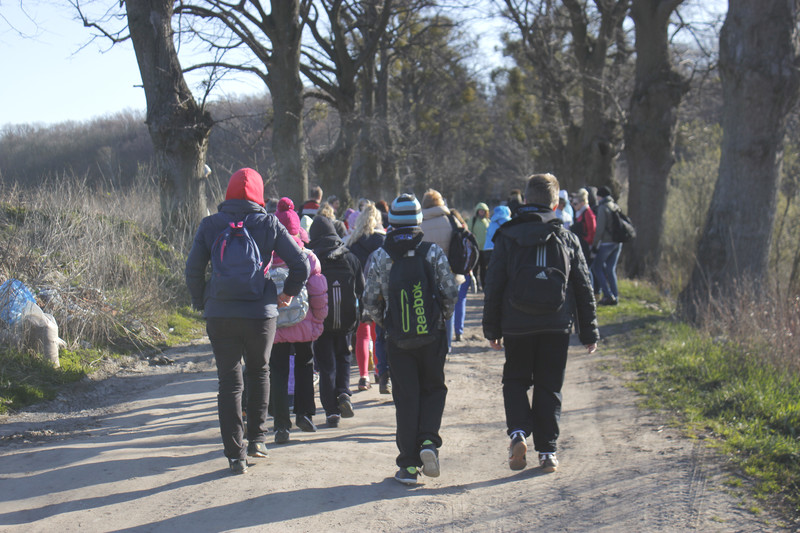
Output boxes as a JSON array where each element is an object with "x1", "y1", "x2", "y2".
[{"x1": 185, "y1": 168, "x2": 602, "y2": 484}]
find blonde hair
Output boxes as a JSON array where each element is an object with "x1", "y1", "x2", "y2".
[
  {"x1": 524, "y1": 173, "x2": 559, "y2": 208},
  {"x1": 575, "y1": 188, "x2": 589, "y2": 204},
  {"x1": 421, "y1": 189, "x2": 444, "y2": 209},
  {"x1": 347, "y1": 204, "x2": 383, "y2": 246},
  {"x1": 318, "y1": 202, "x2": 336, "y2": 219}
]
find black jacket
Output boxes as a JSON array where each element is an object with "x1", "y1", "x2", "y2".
[
  {"x1": 308, "y1": 216, "x2": 365, "y2": 300},
  {"x1": 482, "y1": 204, "x2": 599, "y2": 344}
]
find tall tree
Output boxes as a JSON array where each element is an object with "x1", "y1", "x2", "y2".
[
  {"x1": 175, "y1": 0, "x2": 310, "y2": 203},
  {"x1": 679, "y1": 0, "x2": 800, "y2": 320},
  {"x1": 623, "y1": 0, "x2": 689, "y2": 278},
  {"x1": 300, "y1": 0, "x2": 393, "y2": 207},
  {"x1": 76, "y1": 0, "x2": 214, "y2": 232},
  {"x1": 502, "y1": 0, "x2": 631, "y2": 192}
]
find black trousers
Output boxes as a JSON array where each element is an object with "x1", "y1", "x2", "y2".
[
  {"x1": 388, "y1": 332, "x2": 448, "y2": 468},
  {"x1": 270, "y1": 341, "x2": 316, "y2": 431},
  {"x1": 313, "y1": 330, "x2": 352, "y2": 416},
  {"x1": 206, "y1": 317, "x2": 276, "y2": 460},
  {"x1": 502, "y1": 333, "x2": 569, "y2": 454}
]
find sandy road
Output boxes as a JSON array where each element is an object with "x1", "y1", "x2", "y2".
[{"x1": 0, "y1": 293, "x2": 787, "y2": 532}]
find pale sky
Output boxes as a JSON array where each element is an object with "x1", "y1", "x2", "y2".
[{"x1": 1, "y1": 1, "x2": 722, "y2": 129}]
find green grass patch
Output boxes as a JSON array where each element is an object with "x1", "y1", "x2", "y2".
[
  {"x1": 604, "y1": 280, "x2": 800, "y2": 516},
  {"x1": 161, "y1": 306, "x2": 205, "y2": 345},
  {"x1": 0, "y1": 347, "x2": 88, "y2": 414}
]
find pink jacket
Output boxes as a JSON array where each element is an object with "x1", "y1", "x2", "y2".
[{"x1": 273, "y1": 249, "x2": 328, "y2": 343}]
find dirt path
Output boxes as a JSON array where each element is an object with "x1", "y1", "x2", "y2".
[{"x1": 0, "y1": 293, "x2": 789, "y2": 532}]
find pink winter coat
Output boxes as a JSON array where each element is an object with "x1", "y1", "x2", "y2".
[{"x1": 273, "y1": 249, "x2": 328, "y2": 343}]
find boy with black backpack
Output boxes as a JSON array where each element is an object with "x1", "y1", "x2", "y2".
[
  {"x1": 483, "y1": 173, "x2": 599, "y2": 474},
  {"x1": 363, "y1": 194, "x2": 459, "y2": 485},
  {"x1": 308, "y1": 215, "x2": 364, "y2": 428}
]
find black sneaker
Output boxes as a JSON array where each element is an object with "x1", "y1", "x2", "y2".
[
  {"x1": 338, "y1": 393, "x2": 355, "y2": 418},
  {"x1": 358, "y1": 377, "x2": 371, "y2": 391},
  {"x1": 228, "y1": 458, "x2": 248, "y2": 474},
  {"x1": 539, "y1": 452, "x2": 559, "y2": 472},
  {"x1": 246, "y1": 441, "x2": 268, "y2": 458},
  {"x1": 394, "y1": 466, "x2": 420, "y2": 485},
  {"x1": 598, "y1": 296, "x2": 618, "y2": 306},
  {"x1": 419, "y1": 441, "x2": 440, "y2": 478},
  {"x1": 508, "y1": 433, "x2": 527, "y2": 471},
  {"x1": 454, "y1": 333, "x2": 462, "y2": 342},
  {"x1": 326, "y1": 414, "x2": 341, "y2": 428},
  {"x1": 378, "y1": 373, "x2": 391, "y2": 395},
  {"x1": 296, "y1": 414, "x2": 317, "y2": 433},
  {"x1": 274, "y1": 429, "x2": 290, "y2": 444}
]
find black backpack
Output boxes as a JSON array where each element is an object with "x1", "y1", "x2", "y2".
[
  {"x1": 385, "y1": 241, "x2": 443, "y2": 349},
  {"x1": 609, "y1": 205, "x2": 636, "y2": 243},
  {"x1": 507, "y1": 228, "x2": 571, "y2": 315},
  {"x1": 319, "y1": 252, "x2": 359, "y2": 333},
  {"x1": 446, "y1": 214, "x2": 480, "y2": 275}
]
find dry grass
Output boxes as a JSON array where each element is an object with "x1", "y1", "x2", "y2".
[{"x1": 0, "y1": 172, "x2": 189, "y2": 350}]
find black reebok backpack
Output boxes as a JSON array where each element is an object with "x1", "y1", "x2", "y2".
[
  {"x1": 507, "y1": 228, "x2": 571, "y2": 315},
  {"x1": 385, "y1": 241, "x2": 443, "y2": 349},
  {"x1": 446, "y1": 214, "x2": 480, "y2": 275},
  {"x1": 319, "y1": 253, "x2": 359, "y2": 333}
]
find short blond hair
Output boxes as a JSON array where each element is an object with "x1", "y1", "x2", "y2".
[
  {"x1": 524, "y1": 173, "x2": 559, "y2": 208},
  {"x1": 422, "y1": 189, "x2": 445, "y2": 209}
]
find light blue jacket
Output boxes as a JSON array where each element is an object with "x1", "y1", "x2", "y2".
[{"x1": 485, "y1": 205, "x2": 512, "y2": 251}]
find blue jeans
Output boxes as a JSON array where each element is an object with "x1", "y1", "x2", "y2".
[
  {"x1": 454, "y1": 279, "x2": 470, "y2": 336},
  {"x1": 592, "y1": 242, "x2": 621, "y2": 300}
]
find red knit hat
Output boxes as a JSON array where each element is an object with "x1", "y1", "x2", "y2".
[
  {"x1": 225, "y1": 168, "x2": 265, "y2": 206},
  {"x1": 276, "y1": 197, "x2": 301, "y2": 236}
]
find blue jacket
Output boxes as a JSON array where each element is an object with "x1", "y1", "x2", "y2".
[
  {"x1": 485, "y1": 205, "x2": 512, "y2": 251},
  {"x1": 185, "y1": 199, "x2": 310, "y2": 319}
]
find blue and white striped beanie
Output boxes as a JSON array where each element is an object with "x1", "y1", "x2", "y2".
[{"x1": 389, "y1": 193, "x2": 422, "y2": 227}]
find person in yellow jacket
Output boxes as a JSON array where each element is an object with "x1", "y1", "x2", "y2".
[{"x1": 469, "y1": 202, "x2": 490, "y2": 290}]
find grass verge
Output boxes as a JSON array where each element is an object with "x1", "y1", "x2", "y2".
[
  {"x1": 0, "y1": 307, "x2": 205, "y2": 415},
  {"x1": 599, "y1": 280, "x2": 800, "y2": 519}
]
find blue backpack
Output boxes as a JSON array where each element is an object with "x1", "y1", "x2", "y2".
[{"x1": 209, "y1": 218, "x2": 267, "y2": 301}]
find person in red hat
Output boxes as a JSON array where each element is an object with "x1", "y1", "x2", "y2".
[{"x1": 185, "y1": 168, "x2": 310, "y2": 474}]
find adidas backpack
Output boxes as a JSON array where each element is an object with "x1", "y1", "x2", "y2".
[
  {"x1": 209, "y1": 217, "x2": 267, "y2": 301},
  {"x1": 320, "y1": 253, "x2": 359, "y2": 333},
  {"x1": 385, "y1": 241, "x2": 443, "y2": 349},
  {"x1": 507, "y1": 228, "x2": 571, "y2": 315}
]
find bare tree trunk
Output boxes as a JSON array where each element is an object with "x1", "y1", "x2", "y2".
[
  {"x1": 679, "y1": 0, "x2": 800, "y2": 321},
  {"x1": 377, "y1": 46, "x2": 400, "y2": 199},
  {"x1": 352, "y1": 52, "x2": 382, "y2": 201},
  {"x1": 624, "y1": 0, "x2": 688, "y2": 278},
  {"x1": 267, "y1": 0, "x2": 308, "y2": 204},
  {"x1": 316, "y1": 108, "x2": 359, "y2": 208},
  {"x1": 126, "y1": 0, "x2": 213, "y2": 233}
]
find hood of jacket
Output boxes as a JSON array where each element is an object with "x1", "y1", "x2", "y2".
[
  {"x1": 217, "y1": 198, "x2": 268, "y2": 217},
  {"x1": 499, "y1": 204, "x2": 562, "y2": 246},
  {"x1": 422, "y1": 205, "x2": 450, "y2": 220},
  {"x1": 474, "y1": 202, "x2": 490, "y2": 214},
  {"x1": 491, "y1": 205, "x2": 512, "y2": 224},
  {"x1": 308, "y1": 215, "x2": 348, "y2": 260},
  {"x1": 383, "y1": 226, "x2": 425, "y2": 261},
  {"x1": 225, "y1": 168, "x2": 265, "y2": 206}
]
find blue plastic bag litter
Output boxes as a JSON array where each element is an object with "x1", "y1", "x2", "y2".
[{"x1": 0, "y1": 279, "x2": 36, "y2": 325}]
